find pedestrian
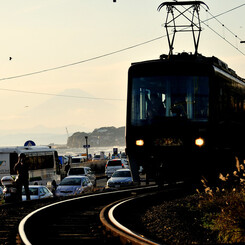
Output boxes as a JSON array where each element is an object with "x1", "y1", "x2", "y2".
[
  {"x1": 51, "y1": 180, "x2": 57, "y2": 196},
  {"x1": 14, "y1": 153, "x2": 30, "y2": 201},
  {"x1": 65, "y1": 162, "x2": 70, "y2": 176}
]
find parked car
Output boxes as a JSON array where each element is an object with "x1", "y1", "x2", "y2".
[
  {"x1": 1, "y1": 176, "x2": 18, "y2": 202},
  {"x1": 121, "y1": 159, "x2": 129, "y2": 169},
  {"x1": 55, "y1": 176, "x2": 93, "y2": 197},
  {"x1": 71, "y1": 156, "x2": 86, "y2": 164},
  {"x1": 93, "y1": 155, "x2": 101, "y2": 161},
  {"x1": 22, "y1": 185, "x2": 53, "y2": 201},
  {"x1": 106, "y1": 169, "x2": 133, "y2": 189},
  {"x1": 105, "y1": 159, "x2": 125, "y2": 178},
  {"x1": 67, "y1": 166, "x2": 96, "y2": 187}
]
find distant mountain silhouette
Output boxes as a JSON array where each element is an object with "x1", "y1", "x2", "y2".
[
  {"x1": 67, "y1": 126, "x2": 125, "y2": 148},
  {"x1": 18, "y1": 88, "x2": 126, "y2": 135}
]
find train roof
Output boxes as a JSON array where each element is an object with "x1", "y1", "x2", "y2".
[
  {"x1": 130, "y1": 53, "x2": 245, "y2": 82},
  {"x1": 0, "y1": 146, "x2": 56, "y2": 154}
]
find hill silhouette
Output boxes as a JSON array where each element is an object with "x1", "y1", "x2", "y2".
[{"x1": 67, "y1": 126, "x2": 125, "y2": 148}]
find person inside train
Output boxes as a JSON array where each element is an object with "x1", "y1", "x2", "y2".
[{"x1": 146, "y1": 92, "x2": 165, "y2": 119}]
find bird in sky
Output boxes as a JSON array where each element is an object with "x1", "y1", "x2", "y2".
[{"x1": 9, "y1": 57, "x2": 12, "y2": 61}]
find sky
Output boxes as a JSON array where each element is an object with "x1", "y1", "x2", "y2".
[{"x1": 0, "y1": 0, "x2": 244, "y2": 146}]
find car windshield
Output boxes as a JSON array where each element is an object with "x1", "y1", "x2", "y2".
[
  {"x1": 112, "y1": 171, "x2": 131, "y2": 178},
  {"x1": 69, "y1": 168, "x2": 85, "y2": 175},
  {"x1": 22, "y1": 187, "x2": 38, "y2": 195},
  {"x1": 72, "y1": 158, "x2": 82, "y2": 163},
  {"x1": 60, "y1": 178, "x2": 82, "y2": 186}
]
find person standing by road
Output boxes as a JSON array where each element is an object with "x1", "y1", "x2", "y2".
[{"x1": 14, "y1": 153, "x2": 30, "y2": 201}]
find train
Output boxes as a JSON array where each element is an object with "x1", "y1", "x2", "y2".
[{"x1": 126, "y1": 53, "x2": 245, "y2": 185}]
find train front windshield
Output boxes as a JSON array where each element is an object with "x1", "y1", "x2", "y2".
[{"x1": 131, "y1": 75, "x2": 209, "y2": 126}]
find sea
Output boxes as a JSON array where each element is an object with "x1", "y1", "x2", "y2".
[{"x1": 56, "y1": 146, "x2": 126, "y2": 157}]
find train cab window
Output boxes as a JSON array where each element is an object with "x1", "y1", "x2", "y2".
[{"x1": 131, "y1": 75, "x2": 209, "y2": 125}]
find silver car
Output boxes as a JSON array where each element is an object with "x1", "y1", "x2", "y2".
[
  {"x1": 106, "y1": 169, "x2": 133, "y2": 189},
  {"x1": 55, "y1": 176, "x2": 93, "y2": 197}
]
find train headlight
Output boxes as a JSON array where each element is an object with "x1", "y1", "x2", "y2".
[
  {"x1": 136, "y1": 139, "x2": 144, "y2": 146},
  {"x1": 195, "y1": 137, "x2": 205, "y2": 147}
]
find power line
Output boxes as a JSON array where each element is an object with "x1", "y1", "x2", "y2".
[
  {"x1": 171, "y1": 1, "x2": 245, "y2": 55},
  {"x1": 203, "y1": 22, "x2": 245, "y2": 56},
  {"x1": 0, "y1": 3, "x2": 244, "y2": 83},
  {"x1": 0, "y1": 87, "x2": 125, "y2": 101},
  {"x1": 204, "y1": 3, "x2": 245, "y2": 29},
  {"x1": 201, "y1": 4, "x2": 245, "y2": 55},
  {"x1": 0, "y1": 36, "x2": 164, "y2": 82},
  {"x1": 202, "y1": 4, "x2": 245, "y2": 42}
]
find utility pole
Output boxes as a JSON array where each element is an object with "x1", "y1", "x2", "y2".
[
  {"x1": 65, "y1": 127, "x2": 69, "y2": 138},
  {"x1": 85, "y1": 136, "x2": 89, "y2": 161}
]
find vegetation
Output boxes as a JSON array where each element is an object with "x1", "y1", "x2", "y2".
[
  {"x1": 0, "y1": 197, "x2": 4, "y2": 205},
  {"x1": 141, "y1": 157, "x2": 245, "y2": 244},
  {"x1": 82, "y1": 160, "x2": 107, "y2": 175},
  {"x1": 197, "y1": 157, "x2": 245, "y2": 243}
]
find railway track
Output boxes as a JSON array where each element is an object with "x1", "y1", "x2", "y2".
[
  {"x1": 0, "y1": 183, "x2": 189, "y2": 244},
  {"x1": 100, "y1": 193, "x2": 161, "y2": 245},
  {"x1": 0, "y1": 198, "x2": 61, "y2": 245},
  {"x1": 19, "y1": 186, "x2": 160, "y2": 245}
]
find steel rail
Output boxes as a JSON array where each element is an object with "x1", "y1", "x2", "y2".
[
  {"x1": 19, "y1": 185, "x2": 158, "y2": 244},
  {"x1": 100, "y1": 195, "x2": 160, "y2": 245}
]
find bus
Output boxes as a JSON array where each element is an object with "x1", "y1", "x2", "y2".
[{"x1": 0, "y1": 146, "x2": 62, "y2": 187}]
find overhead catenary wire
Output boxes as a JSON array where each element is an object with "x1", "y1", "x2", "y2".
[
  {"x1": 0, "y1": 36, "x2": 163, "y2": 82},
  {"x1": 201, "y1": 3, "x2": 245, "y2": 47},
  {"x1": 0, "y1": 87, "x2": 125, "y2": 101},
  {"x1": 201, "y1": 4, "x2": 245, "y2": 55},
  {"x1": 0, "y1": 3, "x2": 243, "y2": 84},
  {"x1": 203, "y1": 3, "x2": 245, "y2": 42},
  {"x1": 171, "y1": 1, "x2": 245, "y2": 55}
]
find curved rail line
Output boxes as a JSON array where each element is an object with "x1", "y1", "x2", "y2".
[
  {"x1": 100, "y1": 184, "x2": 192, "y2": 245},
  {"x1": 100, "y1": 196, "x2": 160, "y2": 245},
  {"x1": 19, "y1": 185, "x2": 158, "y2": 244}
]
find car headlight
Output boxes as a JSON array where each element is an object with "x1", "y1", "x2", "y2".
[
  {"x1": 75, "y1": 187, "x2": 82, "y2": 194},
  {"x1": 107, "y1": 180, "x2": 112, "y2": 187},
  {"x1": 195, "y1": 137, "x2": 205, "y2": 147}
]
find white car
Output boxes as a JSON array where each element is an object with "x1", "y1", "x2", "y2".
[
  {"x1": 55, "y1": 176, "x2": 93, "y2": 197},
  {"x1": 106, "y1": 169, "x2": 134, "y2": 189},
  {"x1": 22, "y1": 185, "x2": 53, "y2": 201}
]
